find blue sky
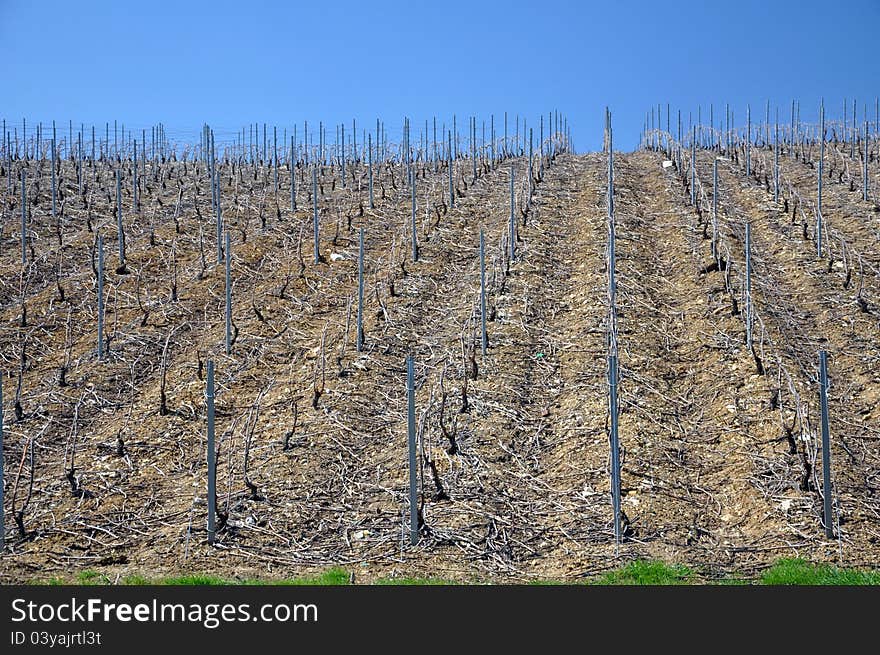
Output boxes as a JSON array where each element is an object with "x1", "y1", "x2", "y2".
[{"x1": 1, "y1": 0, "x2": 878, "y2": 152}]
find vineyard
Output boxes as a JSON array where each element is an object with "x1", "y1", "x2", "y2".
[{"x1": 0, "y1": 108, "x2": 878, "y2": 584}]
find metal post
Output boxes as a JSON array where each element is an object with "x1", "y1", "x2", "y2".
[
  {"x1": 712, "y1": 158, "x2": 719, "y2": 263},
  {"x1": 819, "y1": 350, "x2": 834, "y2": 538},
  {"x1": 448, "y1": 131, "x2": 454, "y2": 209},
  {"x1": 774, "y1": 116, "x2": 780, "y2": 203},
  {"x1": 410, "y1": 172, "x2": 418, "y2": 262},
  {"x1": 290, "y1": 136, "x2": 297, "y2": 212},
  {"x1": 746, "y1": 105, "x2": 751, "y2": 177},
  {"x1": 480, "y1": 228, "x2": 487, "y2": 356},
  {"x1": 116, "y1": 170, "x2": 126, "y2": 271},
  {"x1": 368, "y1": 133, "x2": 374, "y2": 209},
  {"x1": 745, "y1": 222, "x2": 752, "y2": 351},
  {"x1": 690, "y1": 126, "x2": 696, "y2": 206},
  {"x1": 864, "y1": 122, "x2": 870, "y2": 202},
  {"x1": 510, "y1": 167, "x2": 516, "y2": 262},
  {"x1": 406, "y1": 355, "x2": 418, "y2": 546},
  {"x1": 97, "y1": 235, "x2": 104, "y2": 359},
  {"x1": 608, "y1": 354, "x2": 621, "y2": 546},
  {"x1": 357, "y1": 228, "x2": 365, "y2": 352},
  {"x1": 20, "y1": 169, "x2": 27, "y2": 265},
  {"x1": 818, "y1": 101, "x2": 824, "y2": 257},
  {"x1": 215, "y1": 172, "x2": 223, "y2": 264},
  {"x1": 341, "y1": 123, "x2": 345, "y2": 188},
  {"x1": 133, "y1": 140, "x2": 138, "y2": 212},
  {"x1": 313, "y1": 167, "x2": 320, "y2": 264},
  {"x1": 206, "y1": 360, "x2": 216, "y2": 545},
  {"x1": 51, "y1": 137, "x2": 57, "y2": 217},
  {"x1": 225, "y1": 232, "x2": 232, "y2": 355},
  {"x1": 0, "y1": 378, "x2": 4, "y2": 551}
]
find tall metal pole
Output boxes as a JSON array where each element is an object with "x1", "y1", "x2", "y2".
[
  {"x1": 509, "y1": 166, "x2": 516, "y2": 262},
  {"x1": 290, "y1": 136, "x2": 297, "y2": 212},
  {"x1": 746, "y1": 105, "x2": 751, "y2": 177},
  {"x1": 609, "y1": 354, "x2": 621, "y2": 547},
  {"x1": 406, "y1": 355, "x2": 418, "y2": 546},
  {"x1": 864, "y1": 121, "x2": 870, "y2": 202},
  {"x1": 819, "y1": 350, "x2": 834, "y2": 539},
  {"x1": 0, "y1": 379, "x2": 4, "y2": 551},
  {"x1": 410, "y1": 171, "x2": 418, "y2": 262},
  {"x1": 712, "y1": 158, "x2": 719, "y2": 264},
  {"x1": 480, "y1": 228, "x2": 487, "y2": 356},
  {"x1": 20, "y1": 169, "x2": 27, "y2": 265},
  {"x1": 368, "y1": 133, "x2": 374, "y2": 209},
  {"x1": 313, "y1": 167, "x2": 320, "y2": 264},
  {"x1": 97, "y1": 235, "x2": 104, "y2": 359},
  {"x1": 357, "y1": 228, "x2": 365, "y2": 352},
  {"x1": 774, "y1": 114, "x2": 780, "y2": 203},
  {"x1": 448, "y1": 131, "x2": 454, "y2": 209},
  {"x1": 225, "y1": 232, "x2": 232, "y2": 355},
  {"x1": 206, "y1": 360, "x2": 216, "y2": 545},
  {"x1": 745, "y1": 222, "x2": 752, "y2": 351},
  {"x1": 818, "y1": 101, "x2": 825, "y2": 258}
]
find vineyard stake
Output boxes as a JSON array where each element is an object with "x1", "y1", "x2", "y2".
[
  {"x1": 774, "y1": 114, "x2": 779, "y2": 203},
  {"x1": 608, "y1": 353, "x2": 621, "y2": 547},
  {"x1": 357, "y1": 228, "x2": 365, "y2": 352},
  {"x1": 290, "y1": 136, "x2": 297, "y2": 212},
  {"x1": 206, "y1": 360, "x2": 216, "y2": 545},
  {"x1": 406, "y1": 355, "x2": 418, "y2": 546},
  {"x1": 746, "y1": 105, "x2": 751, "y2": 177},
  {"x1": 368, "y1": 133, "x2": 374, "y2": 209},
  {"x1": 509, "y1": 166, "x2": 516, "y2": 262},
  {"x1": 97, "y1": 235, "x2": 105, "y2": 359},
  {"x1": 864, "y1": 121, "x2": 870, "y2": 202},
  {"x1": 0, "y1": 378, "x2": 4, "y2": 550},
  {"x1": 225, "y1": 232, "x2": 232, "y2": 355},
  {"x1": 712, "y1": 158, "x2": 719, "y2": 263},
  {"x1": 818, "y1": 100, "x2": 824, "y2": 257},
  {"x1": 819, "y1": 350, "x2": 834, "y2": 539},
  {"x1": 480, "y1": 228, "x2": 487, "y2": 356},
  {"x1": 448, "y1": 131, "x2": 454, "y2": 209},
  {"x1": 51, "y1": 137, "x2": 57, "y2": 217},
  {"x1": 745, "y1": 222, "x2": 752, "y2": 351},
  {"x1": 410, "y1": 171, "x2": 418, "y2": 262},
  {"x1": 313, "y1": 167, "x2": 320, "y2": 264}
]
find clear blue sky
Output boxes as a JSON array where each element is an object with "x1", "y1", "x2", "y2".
[{"x1": 1, "y1": 0, "x2": 878, "y2": 152}]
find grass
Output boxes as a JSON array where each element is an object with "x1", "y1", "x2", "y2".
[
  {"x1": 29, "y1": 559, "x2": 880, "y2": 586},
  {"x1": 760, "y1": 558, "x2": 880, "y2": 585},
  {"x1": 374, "y1": 576, "x2": 455, "y2": 585},
  {"x1": 595, "y1": 560, "x2": 693, "y2": 585}
]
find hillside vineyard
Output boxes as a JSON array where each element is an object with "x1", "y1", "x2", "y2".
[{"x1": 0, "y1": 107, "x2": 878, "y2": 582}]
